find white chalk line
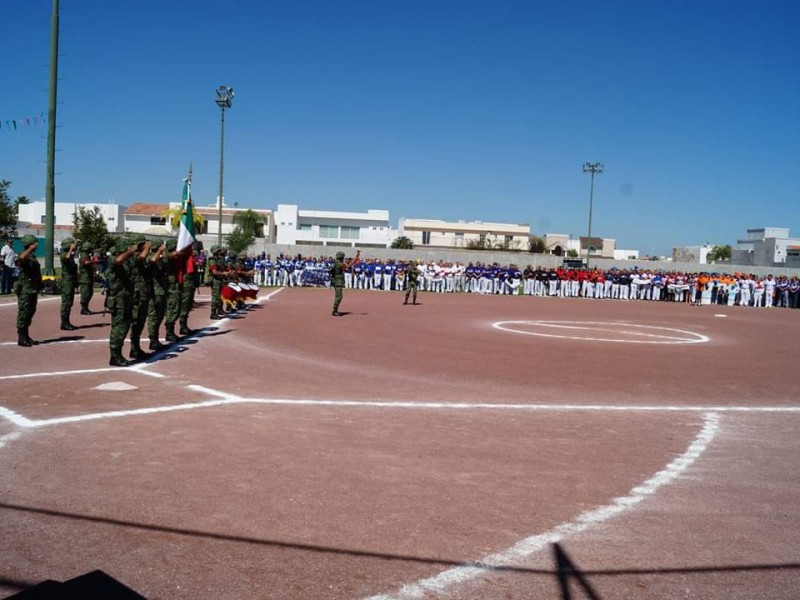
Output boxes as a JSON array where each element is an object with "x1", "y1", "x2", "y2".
[
  {"x1": 493, "y1": 321, "x2": 710, "y2": 344},
  {"x1": 364, "y1": 412, "x2": 721, "y2": 600},
  {"x1": 0, "y1": 289, "x2": 285, "y2": 380},
  {"x1": 0, "y1": 366, "x2": 164, "y2": 381},
  {"x1": 0, "y1": 296, "x2": 60, "y2": 308},
  {"x1": 0, "y1": 385, "x2": 797, "y2": 429}
]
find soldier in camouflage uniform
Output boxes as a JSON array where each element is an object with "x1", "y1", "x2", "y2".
[
  {"x1": 59, "y1": 237, "x2": 79, "y2": 330},
  {"x1": 16, "y1": 235, "x2": 43, "y2": 347},
  {"x1": 330, "y1": 250, "x2": 360, "y2": 316},
  {"x1": 79, "y1": 242, "x2": 97, "y2": 314},
  {"x1": 403, "y1": 260, "x2": 421, "y2": 305},
  {"x1": 164, "y1": 239, "x2": 181, "y2": 342},
  {"x1": 208, "y1": 245, "x2": 229, "y2": 320},
  {"x1": 147, "y1": 239, "x2": 169, "y2": 351},
  {"x1": 178, "y1": 249, "x2": 195, "y2": 336},
  {"x1": 108, "y1": 238, "x2": 137, "y2": 366},
  {"x1": 128, "y1": 235, "x2": 153, "y2": 361}
]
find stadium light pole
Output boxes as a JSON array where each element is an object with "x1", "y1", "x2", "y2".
[
  {"x1": 582, "y1": 162, "x2": 603, "y2": 269},
  {"x1": 216, "y1": 85, "x2": 235, "y2": 246}
]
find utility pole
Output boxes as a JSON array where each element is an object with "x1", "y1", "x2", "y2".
[
  {"x1": 216, "y1": 86, "x2": 234, "y2": 246},
  {"x1": 582, "y1": 162, "x2": 603, "y2": 269},
  {"x1": 44, "y1": 0, "x2": 60, "y2": 275}
]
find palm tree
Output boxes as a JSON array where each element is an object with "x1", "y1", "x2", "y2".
[
  {"x1": 232, "y1": 209, "x2": 265, "y2": 238},
  {"x1": 162, "y1": 206, "x2": 205, "y2": 232}
]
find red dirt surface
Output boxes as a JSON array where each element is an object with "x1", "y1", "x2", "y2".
[{"x1": 1, "y1": 288, "x2": 799, "y2": 599}]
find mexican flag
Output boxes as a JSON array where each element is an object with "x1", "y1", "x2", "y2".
[{"x1": 176, "y1": 164, "x2": 196, "y2": 280}]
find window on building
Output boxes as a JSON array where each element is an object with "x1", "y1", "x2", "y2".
[
  {"x1": 341, "y1": 226, "x2": 360, "y2": 239},
  {"x1": 150, "y1": 216, "x2": 167, "y2": 226},
  {"x1": 479, "y1": 233, "x2": 486, "y2": 243},
  {"x1": 455, "y1": 232, "x2": 464, "y2": 245},
  {"x1": 319, "y1": 225, "x2": 339, "y2": 238},
  {"x1": 505, "y1": 235, "x2": 513, "y2": 244},
  {"x1": 298, "y1": 223, "x2": 312, "y2": 232},
  {"x1": 422, "y1": 231, "x2": 431, "y2": 245}
]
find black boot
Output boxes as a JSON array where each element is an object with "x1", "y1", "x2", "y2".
[
  {"x1": 179, "y1": 322, "x2": 194, "y2": 336},
  {"x1": 80, "y1": 304, "x2": 92, "y2": 315},
  {"x1": 165, "y1": 324, "x2": 178, "y2": 343},
  {"x1": 149, "y1": 337, "x2": 165, "y2": 352},
  {"x1": 109, "y1": 353, "x2": 132, "y2": 367},
  {"x1": 60, "y1": 317, "x2": 78, "y2": 331},
  {"x1": 24, "y1": 327, "x2": 38, "y2": 345},
  {"x1": 210, "y1": 309, "x2": 221, "y2": 320},
  {"x1": 17, "y1": 329, "x2": 31, "y2": 347},
  {"x1": 129, "y1": 338, "x2": 151, "y2": 361}
]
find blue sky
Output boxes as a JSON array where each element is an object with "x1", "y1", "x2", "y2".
[{"x1": 2, "y1": 0, "x2": 799, "y2": 255}]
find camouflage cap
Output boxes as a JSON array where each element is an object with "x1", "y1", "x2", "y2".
[
  {"x1": 113, "y1": 238, "x2": 131, "y2": 254},
  {"x1": 210, "y1": 244, "x2": 221, "y2": 254},
  {"x1": 21, "y1": 235, "x2": 38, "y2": 248},
  {"x1": 165, "y1": 238, "x2": 178, "y2": 251},
  {"x1": 336, "y1": 251, "x2": 345, "y2": 260},
  {"x1": 82, "y1": 241, "x2": 95, "y2": 252},
  {"x1": 61, "y1": 237, "x2": 75, "y2": 248}
]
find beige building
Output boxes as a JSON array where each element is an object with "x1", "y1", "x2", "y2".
[
  {"x1": 399, "y1": 218, "x2": 530, "y2": 250},
  {"x1": 543, "y1": 233, "x2": 616, "y2": 258}
]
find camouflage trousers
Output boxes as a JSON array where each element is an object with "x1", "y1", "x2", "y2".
[
  {"x1": 332, "y1": 285, "x2": 343, "y2": 313},
  {"x1": 166, "y1": 282, "x2": 193, "y2": 326},
  {"x1": 147, "y1": 294, "x2": 166, "y2": 340},
  {"x1": 129, "y1": 291, "x2": 151, "y2": 343},
  {"x1": 108, "y1": 292, "x2": 132, "y2": 357},
  {"x1": 211, "y1": 280, "x2": 223, "y2": 312},
  {"x1": 80, "y1": 281, "x2": 94, "y2": 308},
  {"x1": 16, "y1": 290, "x2": 38, "y2": 329},
  {"x1": 60, "y1": 278, "x2": 76, "y2": 320}
]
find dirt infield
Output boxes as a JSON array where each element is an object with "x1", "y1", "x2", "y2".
[{"x1": 1, "y1": 288, "x2": 799, "y2": 599}]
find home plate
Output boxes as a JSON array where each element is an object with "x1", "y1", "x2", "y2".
[{"x1": 93, "y1": 382, "x2": 139, "y2": 391}]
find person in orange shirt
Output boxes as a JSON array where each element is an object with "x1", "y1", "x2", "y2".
[{"x1": 694, "y1": 273, "x2": 710, "y2": 305}]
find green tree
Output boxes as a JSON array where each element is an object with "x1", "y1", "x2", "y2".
[
  {"x1": 225, "y1": 209, "x2": 265, "y2": 255},
  {"x1": 567, "y1": 249, "x2": 579, "y2": 258},
  {"x1": 232, "y1": 209, "x2": 265, "y2": 238},
  {"x1": 0, "y1": 180, "x2": 20, "y2": 240},
  {"x1": 391, "y1": 236, "x2": 414, "y2": 249},
  {"x1": 72, "y1": 206, "x2": 112, "y2": 251},
  {"x1": 706, "y1": 244, "x2": 732, "y2": 263},
  {"x1": 226, "y1": 229, "x2": 253, "y2": 255},
  {"x1": 528, "y1": 235, "x2": 546, "y2": 253}
]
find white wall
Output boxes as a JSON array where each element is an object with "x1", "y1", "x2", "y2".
[
  {"x1": 18, "y1": 201, "x2": 125, "y2": 233},
  {"x1": 275, "y1": 204, "x2": 394, "y2": 247}
]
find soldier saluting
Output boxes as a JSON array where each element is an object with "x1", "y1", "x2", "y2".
[{"x1": 16, "y1": 235, "x2": 43, "y2": 347}]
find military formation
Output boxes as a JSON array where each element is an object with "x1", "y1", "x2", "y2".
[{"x1": 11, "y1": 235, "x2": 267, "y2": 365}]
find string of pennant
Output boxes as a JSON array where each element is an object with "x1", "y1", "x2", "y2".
[{"x1": 1, "y1": 112, "x2": 47, "y2": 131}]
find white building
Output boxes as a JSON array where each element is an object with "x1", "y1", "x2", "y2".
[
  {"x1": 17, "y1": 201, "x2": 125, "y2": 233},
  {"x1": 399, "y1": 218, "x2": 530, "y2": 250},
  {"x1": 614, "y1": 248, "x2": 640, "y2": 260},
  {"x1": 274, "y1": 204, "x2": 395, "y2": 248},
  {"x1": 733, "y1": 227, "x2": 798, "y2": 266},
  {"x1": 123, "y1": 202, "x2": 273, "y2": 242}
]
